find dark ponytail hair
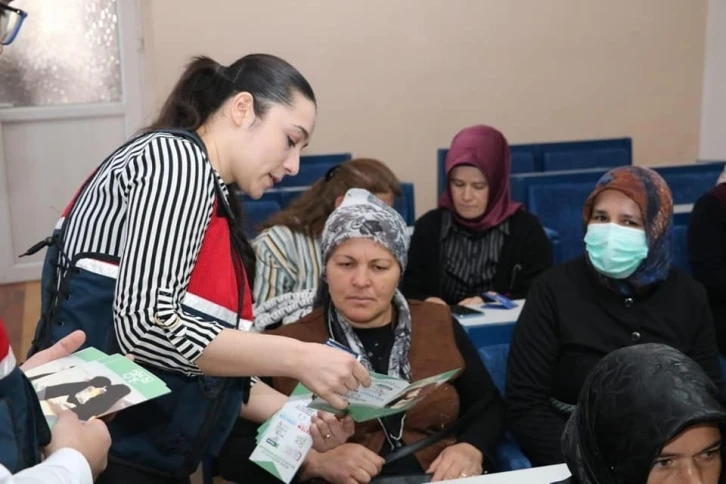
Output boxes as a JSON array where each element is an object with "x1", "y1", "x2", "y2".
[
  {"x1": 145, "y1": 53, "x2": 316, "y2": 292},
  {"x1": 146, "y1": 53, "x2": 316, "y2": 132}
]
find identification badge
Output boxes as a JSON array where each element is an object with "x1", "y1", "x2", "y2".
[{"x1": 481, "y1": 291, "x2": 517, "y2": 309}]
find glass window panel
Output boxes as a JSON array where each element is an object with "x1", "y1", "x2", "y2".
[{"x1": 0, "y1": 0, "x2": 122, "y2": 107}]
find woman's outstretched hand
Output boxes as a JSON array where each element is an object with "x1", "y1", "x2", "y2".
[{"x1": 295, "y1": 342, "x2": 371, "y2": 410}]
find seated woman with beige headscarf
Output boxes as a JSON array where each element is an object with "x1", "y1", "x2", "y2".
[{"x1": 218, "y1": 188, "x2": 504, "y2": 483}]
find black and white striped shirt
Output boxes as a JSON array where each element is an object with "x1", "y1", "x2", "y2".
[
  {"x1": 58, "y1": 132, "x2": 234, "y2": 375},
  {"x1": 440, "y1": 211, "x2": 510, "y2": 303}
]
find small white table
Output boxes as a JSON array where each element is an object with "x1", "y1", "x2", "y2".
[
  {"x1": 439, "y1": 464, "x2": 570, "y2": 483},
  {"x1": 455, "y1": 300, "x2": 525, "y2": 347}
]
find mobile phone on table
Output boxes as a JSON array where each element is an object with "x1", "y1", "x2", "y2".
[
  {"x1": 481, "y1": 291, "x2": 517, "y2": 309},
  {"x1": 450, "y1": 304, "x2": 485, "y2": 317}
]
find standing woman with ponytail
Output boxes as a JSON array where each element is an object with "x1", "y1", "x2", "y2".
[{"x1": 26, "y1": 54, "x2": 371, "y2": 484}]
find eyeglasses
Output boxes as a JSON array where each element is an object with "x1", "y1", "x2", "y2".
[{"x1": 0, "y1": 3, "x2": 28, "y2": 46}]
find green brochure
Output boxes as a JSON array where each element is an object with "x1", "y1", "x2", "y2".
[
  {"x1": 307, "y1": 368, "x2": 460, "y2": 422},
  {"x1": 32, "y1": 353, "x2": 170, "y2": 427},
  {"x1": 251, "y1": 384, "x2": 316, "y2": 483},
  {"x1": 24, "y1": 346, "x2": 108, "y2": 382}
]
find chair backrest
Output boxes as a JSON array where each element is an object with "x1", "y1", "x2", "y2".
[
  {"x1": 393, "y1": 183, "x2": 416, "y2": 226},
  {"x1": 653, "y1": 162, "x2": 726, "y2": 205},
  {"x1": 510, "y1": 168, "x2": 607, "y2": 263},
  {"x1": 671, "y1": 224, "x2": 691, "y2": 274},
  {"x1": 538, "y1": 138, "x2": 631, "y2": 172},
  {"x1": 276, "y1": 163, "x2": 335, "y2": 188},
  {"x1": 276, "y1": 153, "x2": 352, "y2": 188},
  {"x1": 300, "y1": 152, "x2": 352, "y2": 165},
  {"x1": 237, "y1": 198, "x2": 282, "y2": 237},
  {"x1": 477, "y1": 343, "x2": 510, "y2": 394},
  {"x1": 542, "y1": 147, "x2": 630, "y2": 172},
  {"x1": 510, "y1": 151, "x2": 537, "y2": 174}
]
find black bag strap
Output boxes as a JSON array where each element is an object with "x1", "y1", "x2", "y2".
[{"x1": 383, "y1": 396, "x2": 489, "y2": 465}]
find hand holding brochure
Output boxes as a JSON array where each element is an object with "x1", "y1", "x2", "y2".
[
  {"x1": 319, "y1": 338, "x2": 460, "y2": 421},
  {"x1": 249, "y1": 339, "x2": 460, "y2": 483},
  {"x1": 308, "y1": 368, "x2": 460, "y2": 422},
  {"x1": 28, "y1": 348, "x2": 170, "y2": 427},
  {"x1": 251, "y1": 384, "x2": 316, "y2": 483},
  {"x1": 250, "y1": 369, "x2": 460, "y2": 483}
]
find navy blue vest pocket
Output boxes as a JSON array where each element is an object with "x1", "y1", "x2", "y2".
[
  {"x1": 35, "y1": 257, "x2": 247, "y2": 478},
  {"x1": 52, "y1": 261, "x2": 117, "y2": 351}
]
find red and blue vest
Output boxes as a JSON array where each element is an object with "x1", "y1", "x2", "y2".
[{"x1": 28, "y1": 131, "x2": 252, "y2": 479}]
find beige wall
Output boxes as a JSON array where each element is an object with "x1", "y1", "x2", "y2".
[
  {"x1": 141, "y1": 0, "x2": 708, "y2": 215},
  {"x1": 700, "y1": 0, "x2": 726, "y2": 160}
]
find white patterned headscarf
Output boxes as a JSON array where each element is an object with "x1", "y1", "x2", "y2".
[
  {"x1": 321, "y1": 188, "x2": 409, "y2": 273},
  {"x1": 320, "y1": 189, "x2": 413, "y2": 382}
]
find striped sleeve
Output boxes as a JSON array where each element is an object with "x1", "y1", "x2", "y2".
[
  {"x1": 252, "y1": 226, "x2": 296, "y2": 305},
  {"x1": 113, "y1": 136, "x2": 224, "y2": 373}
]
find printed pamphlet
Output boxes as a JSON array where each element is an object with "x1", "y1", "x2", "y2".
[
  {"x1": 308, "y1": 368, "x2": 460, "y2": 422},
  {"x1": 31, "y1": 350, "x2": 170, "y2": 427},
  {"x1": 250, "y1": 384, "x2": 316, "y2": 483}
]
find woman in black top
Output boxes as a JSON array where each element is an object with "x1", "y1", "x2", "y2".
[
  {"x1": 402, "y1": 125, "x2": 551, "y2": 305},
  {"x1": 689, "y1": 169, "x2": 726, "y2": 355},
  {"x1": 559, "y1": 344, "x2": 726, "y2": 484},
  {"x1": 506, "y1": 166, "x2": 723, "y2": 466}
]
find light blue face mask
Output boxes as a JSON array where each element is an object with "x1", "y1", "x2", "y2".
[{"x1": 584, "y1": 223, "x2": 649, "y2": 279}]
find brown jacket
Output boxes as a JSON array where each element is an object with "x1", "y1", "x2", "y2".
[{"x1": 269, "y1": 300, "x2": 465, "y2": 469}]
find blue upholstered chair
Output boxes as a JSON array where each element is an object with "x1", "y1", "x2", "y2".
[
  {"x1": 240, "y1": 200, "x2": 282, "y2": 237},
  {"x1": 271, "y1": 152, "x2": 352, "y2": 188},
  {"x1": 510, "y1": 151, "x2": 537, "y2": 174},
  {"x1": 300, "y1": 152, "x2": 352, "y2": 165},
  {"x1": 671, "y1": 224, "x2": 691, "y2": 274},
  {"x1": 653, "y1": 162, "x2": 726, "y2": 205},
  {"x1": 542, "y1": 147, "x2": 630, "y2": 172},
  {"x1": 510, "y1": 168, "x2": 608, "y2": 264},
  {"x1": 393, "y1": 183, "x2": 416, "y2": 226},
  {"x1": 477, "y1": 344, "x2": 532, "y2": 471},
  {"x1": 543, "y1": 226, "x2": 562, "y2": 265},
  {"x1": 276, "y1": 163, "x2": 336, "y2": 188}
]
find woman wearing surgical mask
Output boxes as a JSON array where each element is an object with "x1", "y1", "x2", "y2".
[{"x1": 505, "y1": 166, "x2": 723, "y2": 467}]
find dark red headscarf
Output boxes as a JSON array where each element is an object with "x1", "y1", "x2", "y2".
[{"x1": 438, "y1": 125, "x2": 522, "y2": 231}]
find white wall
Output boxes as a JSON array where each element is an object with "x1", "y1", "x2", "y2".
[
  {"x1": 142, "y1": 0, "x2": 709, "y2": 214},
  {"x1": 700, "y1": 0, "x2": 726, "y2": 160}
]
